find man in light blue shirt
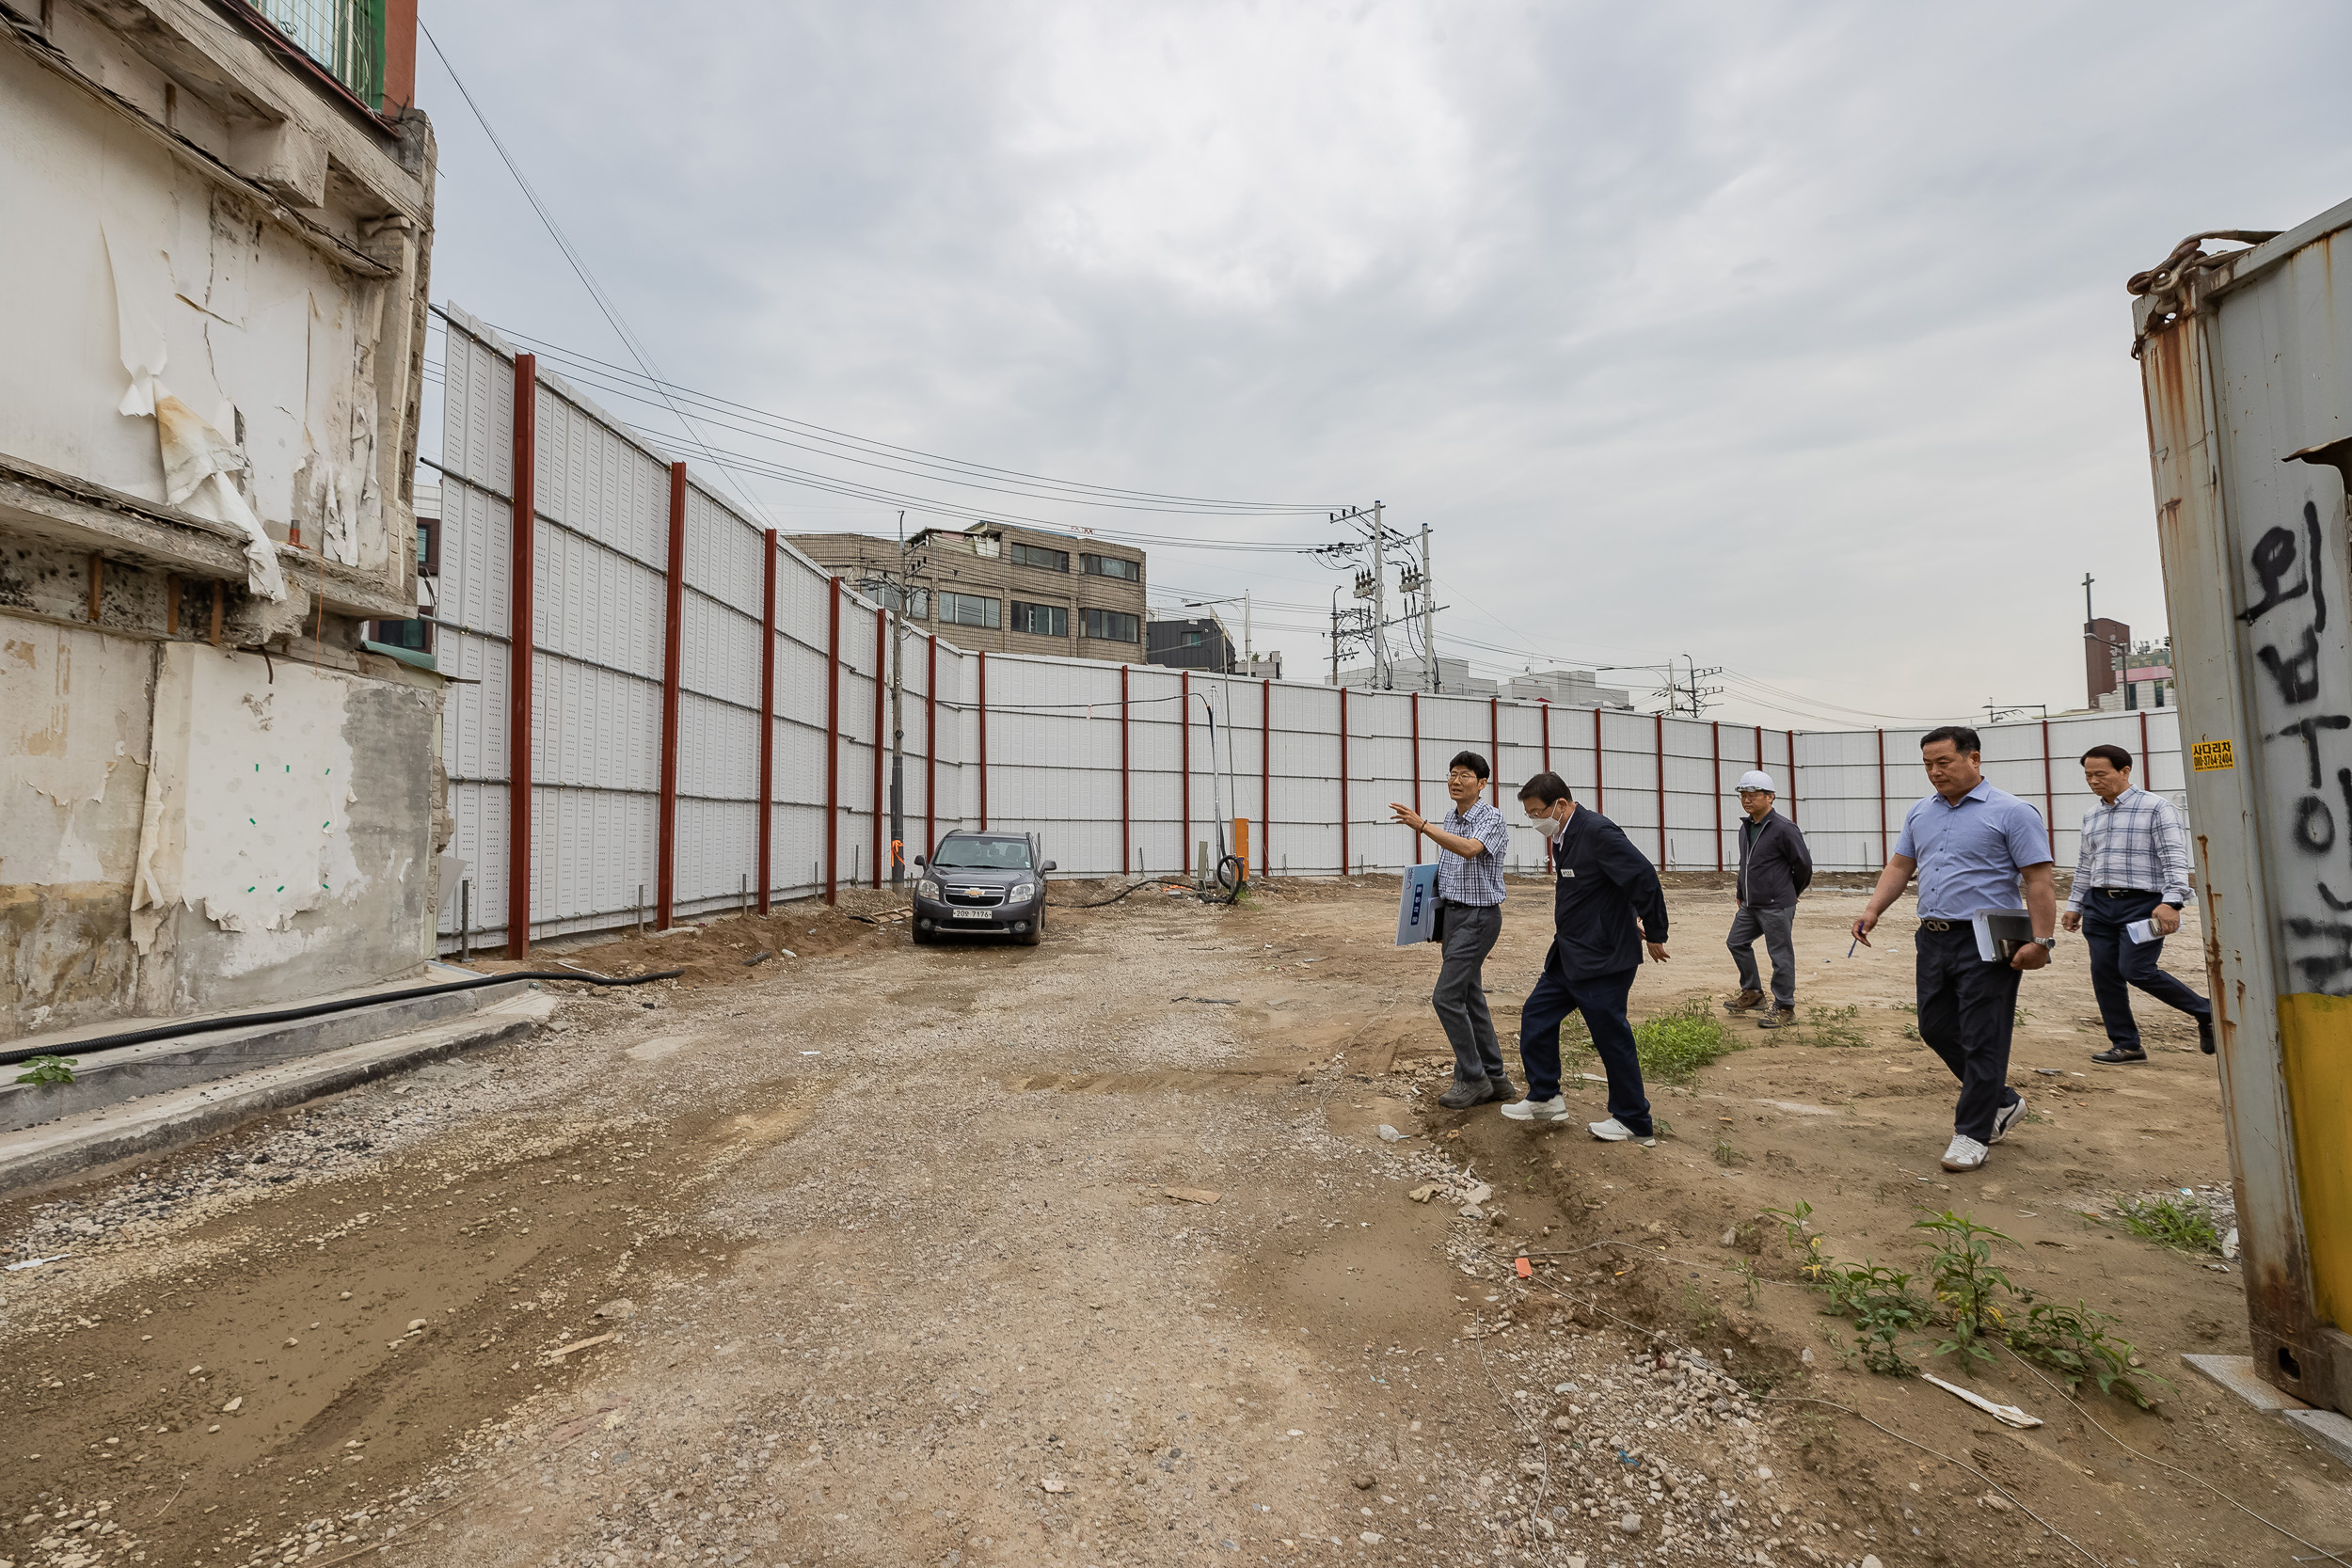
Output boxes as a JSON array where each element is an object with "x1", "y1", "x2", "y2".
[{"x1": 1852, "y1": 725, "x2": 2058, "y2": 1174}]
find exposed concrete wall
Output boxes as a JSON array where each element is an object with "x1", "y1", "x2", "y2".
[
  {"x1": 0, "y1": 618, "x2": 156, "y2": 1035},
  {"x1": 0, "y1": 610, "x2": 441, "y2": 1041}
]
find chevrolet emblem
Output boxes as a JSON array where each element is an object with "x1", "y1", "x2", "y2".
[{"x1": 962, "y1": 888, "x2": 987, "y2": 898}]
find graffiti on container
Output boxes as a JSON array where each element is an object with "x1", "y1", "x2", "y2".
[{"x1": 2249, "y1": 501, "x2": 2352, "y2": 989}]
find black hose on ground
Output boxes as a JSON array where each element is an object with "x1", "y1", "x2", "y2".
[
  {"x1": 1, "y1": 968, "x2": 685, "y2": 1069},
  {"x1": 1051, "y1": 862, "x2": 1251, "y2": 910}
]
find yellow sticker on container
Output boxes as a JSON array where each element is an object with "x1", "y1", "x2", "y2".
[{"x1": 2191, "y1": 738, "x2": 2235, "y2": 772}]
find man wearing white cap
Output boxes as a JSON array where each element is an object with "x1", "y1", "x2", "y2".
[{"x1": 1723, "y1": 770, "x2": 1813, "y2": 1028}]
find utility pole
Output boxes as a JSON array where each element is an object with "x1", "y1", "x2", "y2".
[
  {"x1": 1330, "y1": 590, "x2": 1342, "y2": 688},
  {"x1": 890, "y1": 510, "x2": 908, "y2": 887},
  {"x1": 1418, "y1": 516, "x2": 1437, "y2": 693},
  {"x1": 1370, "y1": 500, "x2": 1388, "y2": 689}
]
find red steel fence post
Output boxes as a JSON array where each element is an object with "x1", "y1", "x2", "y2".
[
  {"x1": 978, "y1": 650, "x2": 990, "y2": 832},
  {"x1": 505, "y1": 354, "x2": 538, "y2": 958},
  {"x1": 871, "y1": 606, "x2": 884, "y2": 888},
  {"x1": 1339, "y1": 687, "x2": 1351, "y2": 875},
  {"x1": 925, "y1": 634, "x2": 938, "y2": 860},
  {"x1": 1711, "y1": 720, "x2": 1723, "y2": 873},
  {"x1": 656, "y1": 461, "x2": 686, "y2": 932},
  {"x1": 824, "y1": 578, "x2": 840, "y2": 905},
  {"x1": 757, "y1": 529, "x2": 776, "y2": 913},
  {"x1": 1260, "y1": 679, "x2": 1272, "y2": 880},
  {"x1": 1120, "y1": 665, "x2": 1133, "y2": 875}
]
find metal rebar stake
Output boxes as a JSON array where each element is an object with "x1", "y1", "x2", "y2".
[
  {"x1": 459, "y1": 879, "x2": 470, "y2": 962},
  {"x1": 636, "y1": 883, "x2": 645, "y2": 938}
]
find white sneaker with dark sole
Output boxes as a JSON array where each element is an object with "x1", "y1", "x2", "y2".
[
  {"x1": 1502, "y1": 1096, "x2": 1569, "y2": 1122},
  {"x1": 1989, "y1": 1095, "x2": 2029, "y2": 1145},
  {"x1": 1941, "y1": 1134, "x2": 1989, "y2": 1172},
  {"x1": 1588, "y1": 1118, "x2": 1637, "y2": 1142}
]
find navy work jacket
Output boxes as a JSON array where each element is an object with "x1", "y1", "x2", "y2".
[{"x1": 1546, "y1": 804, "x2": 1670, "y2": 980}]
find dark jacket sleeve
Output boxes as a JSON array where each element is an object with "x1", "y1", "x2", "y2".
[
  {"x1": 1783, "y1": 817, "x2": 1814, "y2": 898},
  {"x1": 1595, "y1": 817, "x2": 1669, "y2": 943}
]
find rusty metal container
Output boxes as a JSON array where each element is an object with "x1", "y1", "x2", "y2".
[{"x1": 2133, "y1": 199, "x2": 2352, "y2": 1410}]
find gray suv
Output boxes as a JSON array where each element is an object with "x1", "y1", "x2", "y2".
[{"x1": 911, "y1": 832, "x2": 1054, "y2": 946}]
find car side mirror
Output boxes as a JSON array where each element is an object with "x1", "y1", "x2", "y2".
[
  {"x1": 913, "y1": 855, "x2": 926, "y2": 868},
  {"x1": 1041, "y1": 861, "x2": 1057, "y2": 872}
]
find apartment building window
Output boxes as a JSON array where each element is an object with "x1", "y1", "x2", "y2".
[
  {"x1": 1011, "y1": 601, "x2": 1068, "y2": 638},
  {"x1": 871, "y1": 584, "x2": 930, "y2": 618},
  {"x1": 1081, "y1": 553, "x2": 1140, "y2": 581},
  {"x1": 938, "y1": 592, "x2": 1001, "y2": 629},
  {"x1": 1009, "y1": 542, "x2": 1070, "y2": 572},
  {"x1": 1082, "y1": 608, "x2": 1140, "y2": 643}
]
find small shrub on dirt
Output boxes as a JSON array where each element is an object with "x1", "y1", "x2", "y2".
[
  {"x1": 1804, "y1": 1005, "x2": 1869, "y2": 1049},
  {"x1": 1624, "y1": 999, "x2": 1742, "y2": 1086},
  {"x1": 14, "y1": 1055, "x2": 75, "y2": 1086},
  {"x1": 1711, "y1": 1138, "x2": 1749, "y2": 1166},
  {"x1": 2114, "y1": 1195, "x2": 2223, "y2": 1255},
  {"x1": 1788, "y1": 1203, "x2": 2169, "y2": 1406}
]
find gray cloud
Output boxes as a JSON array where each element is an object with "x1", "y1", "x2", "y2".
[{"x1": 420, "y1": 0, "x2": 2352, "y2": 723}]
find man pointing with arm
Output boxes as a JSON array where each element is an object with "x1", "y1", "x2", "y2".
[
  {"x1": 1391, "y1": 752, "x2": 1517, "y2": 1108},
  {"x1": 1852, "y1": 726, "x2": 2056, "y2": 1173}
]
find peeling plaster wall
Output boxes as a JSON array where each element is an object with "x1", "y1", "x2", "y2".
[
  {"x1": 0, "y1": 41, "x2": 389, "y2": 572},
  {"x1": 0, "y1": 618, "x2": 154, "y2": 1036},
  {"x1": 0, "y1": 611, "x2": 440, "y2": 1041}
]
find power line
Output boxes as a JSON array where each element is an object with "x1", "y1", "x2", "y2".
[
  {"x1": 480, "y1": 323, "x2": 1341, "y2": 517},
  {"x1": 415, "y1": 22, "x2": 774, "y2": 528}
]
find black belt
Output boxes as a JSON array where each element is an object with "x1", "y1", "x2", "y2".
[
  {"x1": 2096, "y1": 887, "x2": 2158, "y2": 897},
  {"x1": 1918, "y1": 919, "x2": 1960, "y2": 932}
]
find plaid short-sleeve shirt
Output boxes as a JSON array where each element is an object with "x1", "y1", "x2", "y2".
[{"x1": 1437, "y1": 799, "x2": 1512, "y2": 906}]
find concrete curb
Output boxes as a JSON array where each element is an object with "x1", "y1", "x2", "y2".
[{"x1": 0, "y1": 995, "x2": 557, "y2": 1196}]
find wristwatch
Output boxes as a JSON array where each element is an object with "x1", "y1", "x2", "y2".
[{"x1": 2032, "y1": 937, "x2": 2057, "y2": 951}]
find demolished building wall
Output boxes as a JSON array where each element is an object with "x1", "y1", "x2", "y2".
[{"x1": 0, "y1": 0, "x2": 439, "y2": 1041}]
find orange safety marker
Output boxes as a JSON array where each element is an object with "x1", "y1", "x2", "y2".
[{"x1": 1515, "y1": 1256, "x2": 1533, "y2": 1279}]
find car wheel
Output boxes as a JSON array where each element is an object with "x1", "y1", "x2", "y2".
[
  {"x1": 912, "y1": 923, "x2": 935, "y2": 945},
  {"x1": 1019, "y1": 914, "x2": 1044, "y2": 947}
]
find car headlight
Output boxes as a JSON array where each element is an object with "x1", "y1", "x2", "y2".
[
  {"x1": 917, "y1": 879, "x2": 941, "y2": 900},
  {"x1": 1009, "y1": 882, "x2": 1034, "y2": 904}
]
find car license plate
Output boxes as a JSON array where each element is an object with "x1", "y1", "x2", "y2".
[{"x1": 951, "y1": 909, "x2": 993, "y2": 921}]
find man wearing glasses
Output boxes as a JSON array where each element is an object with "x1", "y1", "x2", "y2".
[{"x1": 1391, "y1": 751, "x2": 1518, "y2": 1108}]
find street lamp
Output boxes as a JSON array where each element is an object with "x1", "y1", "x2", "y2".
[{"x1": 1180, "y1": 593, "x2": 1251, "y2": 673}]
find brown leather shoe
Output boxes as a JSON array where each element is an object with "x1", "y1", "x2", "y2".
[
  {"x1": 1723, "y1": 990, "x2": 1766, "y2": 1014},
  {"x1": 1756, "y1": 1006, "x2": 1797, "y2": 1030}
]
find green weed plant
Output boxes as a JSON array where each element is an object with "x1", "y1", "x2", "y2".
[
  {"x1": 1777, "y1": 1201, "x2": 2169, "y2": 1407},
  {"x1": 2114, "y1": 1195, "x2": 2223, "y2": 1255}
]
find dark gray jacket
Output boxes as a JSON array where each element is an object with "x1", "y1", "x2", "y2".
[{"x1": 1735, "y1": 811, "x2": 1813, "y2": 911}]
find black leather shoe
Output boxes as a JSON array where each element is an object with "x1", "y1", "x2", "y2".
[
  {"x1": 2199, "y1": 1015, "x2": 2217, "y2": 1054},
  {"x1": 2090, "y1": 1045, "x2": 2147, "y2": 1065}
]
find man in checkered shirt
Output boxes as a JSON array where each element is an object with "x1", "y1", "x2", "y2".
[
  {"x1": 1391, "y1": 751, "x2": 1517, "y2": 1107},
  {"x1": 2062, "y1": 743, "x2": 2213, "y2": 1063}
]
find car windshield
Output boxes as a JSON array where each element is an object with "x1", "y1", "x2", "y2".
[{"x1": 930, "y1": 836, "x2": 1034, "y2": 871}]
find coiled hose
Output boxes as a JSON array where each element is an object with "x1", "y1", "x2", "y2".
[{"x1": 0, "y1": 967, "x2": 685, "y2": 1069}]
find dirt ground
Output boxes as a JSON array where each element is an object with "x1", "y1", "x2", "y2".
[{"x1": 0, "y1": 874, "x2": 2346, "y2": 1568}]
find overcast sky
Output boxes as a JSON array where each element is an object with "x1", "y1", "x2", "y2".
[{"x1": 416, "y1": 1, "x2": 2352, "y2": 730}]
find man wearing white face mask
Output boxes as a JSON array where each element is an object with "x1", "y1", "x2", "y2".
[{"x1": 1503, "y1": 770, "x2": 1671, "y2": 1140}]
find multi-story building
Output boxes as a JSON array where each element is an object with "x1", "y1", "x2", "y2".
[
  {"x1": 1146, "y1": 614, "x2": 1235, "y2": 673},
  {"x1": 0, "y1": 0, "x2": 439, "y2": 1038},
  {"x1": 788, "y1": 522, "x2": 1147, "y2": 660}
]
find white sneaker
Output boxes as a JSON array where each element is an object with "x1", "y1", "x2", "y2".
[
  {"x1": 1588, "y1": 1117, "x2": 1637, "y2": 1142},
  {"x1": 1990, "y1": 1095, "x2": 2029, "y2": 1145},
  {"x1": 1941, "y1": 1134, "x2": 1989, "y2": 1172},
  {"x1": 1502, "y1": 1096, "x2": 1568, "y2": 1122}
]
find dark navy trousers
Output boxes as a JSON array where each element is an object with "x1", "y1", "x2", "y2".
[
  {"x1": 1518, "y1": 946, "x2": 1648, "y2": 1136},
  {"x1": 1915, "y1": 924, "x2": 2025, "y2": 1144},
  {"x1": 2080, "y1": 887, "x2": 2210, "y2": 1051}
]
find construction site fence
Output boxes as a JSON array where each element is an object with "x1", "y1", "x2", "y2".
[{"x1": 425, "y1": 306, "x2": 2185, "y2": 954}]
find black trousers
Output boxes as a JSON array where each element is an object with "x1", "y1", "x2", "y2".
[
  {"x1": 1518, "y1": 950, "x2": 1647, "y2": 1135},
  {"x1": 2079, "y1": 887, "x2": 2210, "y2": 1051},
  {"x1": 1915, "y1": 924, "x2": 2024, "y2": 1145}
]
